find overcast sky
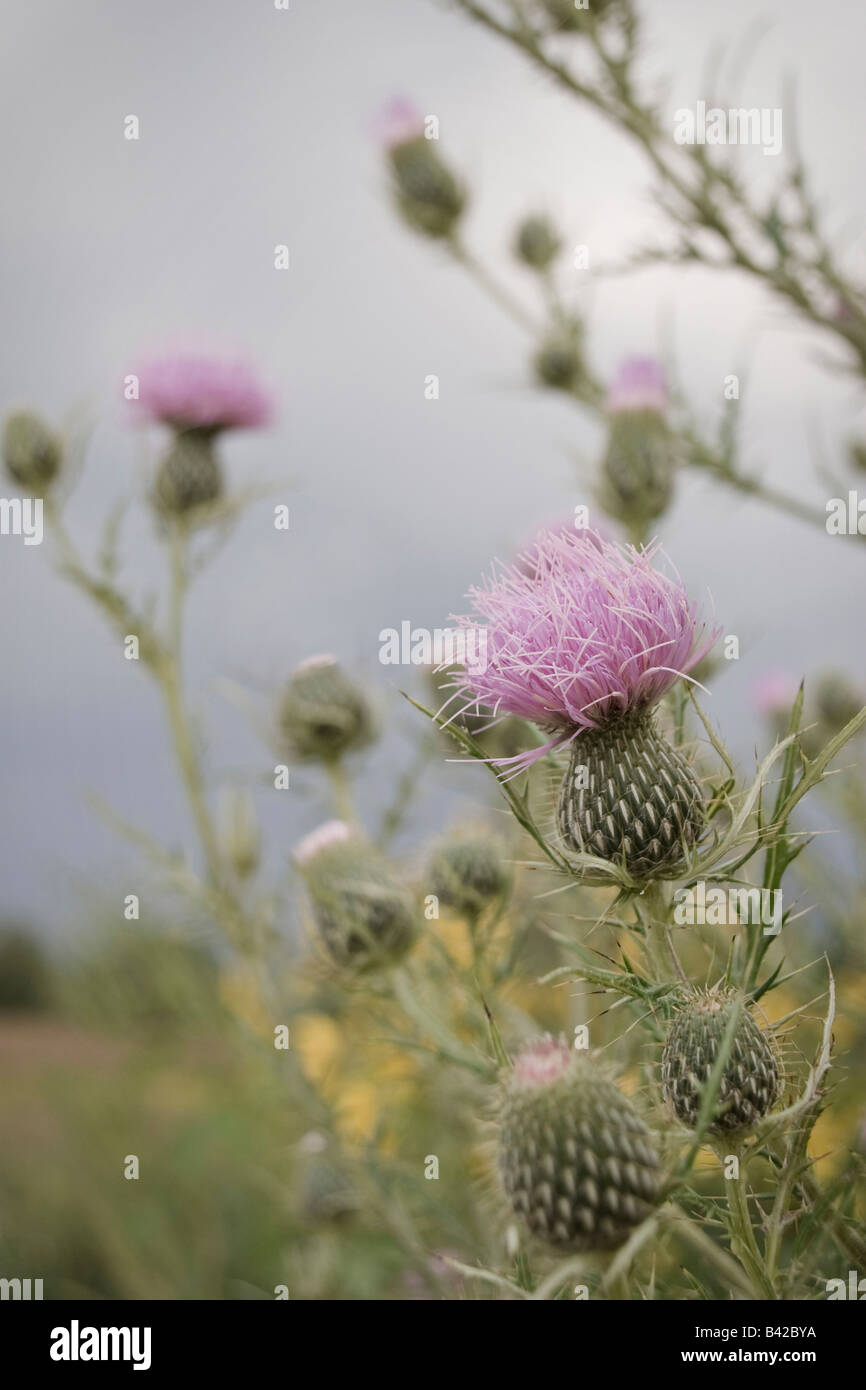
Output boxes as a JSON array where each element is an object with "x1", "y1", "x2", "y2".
[{"x1": 1, "y1": 0, "x2": 865, "y2": 933}]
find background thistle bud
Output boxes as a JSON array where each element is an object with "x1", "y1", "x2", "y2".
[
  {"x1": 218, "y1": 786, "x2": 261, "y2": 881},
  {"x1": 279, "y1": 655, "x2": 375, "y2": 763},
  {"x1": 497, "y1": 1038, "x2": 660, "y2": 1251},
  {"x1": 153, "y1": 429, "x2": 222, "y2": 516},
  {"x1": 380, "y1": 100, "x2": 465, "y2": 239},
  {"x1": 2, "y1": 410, "x2": 62, "y2": 492},
  {"x1": 294, "y1": 821, "x2": 416, "y2": 971},
  {"x1": 514, "y1": 214, "x2": 561, "y2": 271},
  {"x1": 533, "y1": 327, "x2": 583, "y2": 392},
  {"x1": 428, "y1": 833, "x2": 510, "y2": 917},
  {"x1": 557, "y1": 711, "x2": 705, "y2": 879},
  {"x1": 662, "y1": 989, "x2": 780, "y2": 1134},
  {"x1": 813, "y1": 670, "x2": 863, "y2": 733},
  {"x1": 599, "y1": 357, "x2": 676, "y2": 530}
]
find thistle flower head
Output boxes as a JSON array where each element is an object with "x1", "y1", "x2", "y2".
[
  {"x1": 454, "y1": 529, "x2": 716, "y2": 760},
  {"x1": 279, "y1": 656, "x2": 376, "y2": 763},
  {"x1": 751, "y1": 670, "x2": 798, "y2": 718},
  {"x1": 375, "y1": 96, "x2": 425, "y2": 150},
  {"x1": 605, "y1": 356, "x2": 668, "y2": 417},
  {"x1": 293, "y1": 819, "x2": 355, "y2": 866},
  {"x1": 133, "y1": 355, "x2": 273, "y2": 433}
]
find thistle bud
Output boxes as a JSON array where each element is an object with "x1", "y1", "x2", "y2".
[
  {"x1": 557, "y1": 711, "x2": 705, "y2": 880},
  {"x1": 497, "y1": 1038, "x2": 660, "y2": 1251},
  {"x1": 218, "y1": 786, "x2": 261, "y2": 881},
  {"x1": 813, "y1": 670, "x2": 863, "y2": 733},
  {"x1": 2, "y1": 410, "x2": 62, "y2": 492},
  {"x1": 279, "y1": 656, "x2": 375, "y2": 763},
  {"x1": 533, "y1": 327, "x2": 583, "y2": 393},
  {"x1": 514, "y1": 215, "x2": 561, "y2": 271},
  {"x1": 429, "y1": 834, "x2": 510, "y2": 917},
  {"x1": 380, "y1": 99, "x2": 465, "y2": 239},
  {"x1": 153, "y1": 428, "x2": 222, "y2": 516},
  {"x1": 661, "y1": 989, "x2": 780, "y2": 1135},
  {"x1": 599, "y1": 358, "x2": 675, "y2": 530},
  {"x1": 294, "y1": 821, "x2": 416, "y2": 971}
]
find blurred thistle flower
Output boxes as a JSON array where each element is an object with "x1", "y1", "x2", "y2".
[
  {"x1": 428, "y1": 833, "x2": 511, "y2": 918},
  {"x1": 538, "y1": 0, "x2": 617, "y2": 33},
  {"x1": 600, "y1": 357, "x2": 676, "y2": 531},
  {"x1": 279, "y1": 655, "x2": 376, "y2": 763},
  {"x1": 751, "y1": 669, "x2": 799, "y2": 720},
  {"x1": 497, "y1": 1036, "x2": 660, "y2": 1251},
  {"x1": 218, "y1": 786, "x2": 261, "y2": 881},
  {"x1": 454, "y1": 529, "x2": 718, "y2": 879},
  {"x1": 294, "y1": 820, "x2": 416, "y2": 971},
  {"x1": 133, "y1": 355, "x2": 272, "y2": 518},
  {"x1": 662, "y1": 988, "x2": 780, "y2": 1134},
  {"x1": 2, "y1": 409, "x2": 62, "y2": 493},
  {"x1": 380, "y1": 98, "x2": 465, "y2": 239},
  {"x1": 533, "y1": 324, "x2": 583, "y2": 393},
  {"x1": 514, "y1": 214, "x2": 561, "y2": 271}
]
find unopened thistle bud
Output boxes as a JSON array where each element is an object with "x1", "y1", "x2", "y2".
[
  {"x1": 599, "y1": 357, "x2": 676, "y2": 530},
  {"x1": 661, "y1": 989, "x2": 780, "y2": 1135},
  {"x1": 813, "y1": 670, "x2": 863, "y2": 733},
  {"x1": 379, "y1": 98, "x2": 465, "y2": 240},
  {"x1": 497, "y1": 1038, "x2": 660, "y2": 1251},
  {"x1": 279, "y1": 656, "x2": 375, "y2": 763},
  {"x1": 453, "y1": 529, "x2": 718, "y2": 882},
  {"x1": 294, "y1": 821, "x2": 416, "y2": 971},
  {"x1": 153, "y1": 429, "x2": 223, "y2": 515},
  {"x1": 429, "y1": 834, "x2": 510, "y2": 917},
  {"x1": 514, "y1": 215, "x2": 561, "y2": 271},
  {"x1": 2, "y1": 410, "x2": 62, "y2": 492},
  {"x1": 533, "y1": 326, "x2": 583, "y2": 392}
]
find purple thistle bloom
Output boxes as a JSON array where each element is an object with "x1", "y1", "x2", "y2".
[
  {"x1": 605, "y1": 356, "x2": 668, "y2": 417},
  {"x1": 133, "y1": 355, "x2": 273, "y2": 433},
  {"x1": 374, "y1": 96, "x2": 425, "y2": 150},
  {"x1": 452, "y1": 529, "x2": 717, "y2": 769}
]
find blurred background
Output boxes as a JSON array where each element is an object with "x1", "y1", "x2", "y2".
[{"x1": 1, "y1": 0, "x2": 865, "y2": 1299}]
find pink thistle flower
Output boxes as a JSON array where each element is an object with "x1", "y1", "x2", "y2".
[
  {"x1": 605, "y1": 356, "x2": 668, "y2": 417},
  {"x1": 751, "y1": 670, "x2": 799, "y2": 718},
  {"x1": 293, "y1": 820, "x2": 355, "y2": 866},
  {"x1": 452, "y1": 528, "x2": 717, "y2": 770},
  {"x1": 374, "y1": 96, "x2": 425, "y2": 150},
  {"x1": 512, "y1": 1036, "x2": 572, "y2": 1088},
  {"x1": 133, "y1": 356, "x2": 273, "y2": 433}
]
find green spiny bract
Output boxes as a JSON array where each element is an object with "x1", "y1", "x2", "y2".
[
  {"x1": 661, "y1": 989, "x2": 781, "y2": 1135},
  {"x1": 389, "y1": 136, "x2": 465, "y2": 239},
  {"x1": 599, "y1": 410, "x2": 677, "y2": 530},
  {"x1": 429, "y1": 834, "x2": 510, "y2": 917},
  {"x1": 497, "y1": 1038, "x2": 660, "y2": 1251},
  {"x1": 2, "y1": 410, "x2": 62, "y2": 492},
  {"x1": 153, "y1": 429, "x2": 222, "y2": 515},
  {"x1": 557, "y1": 711, "x2": 705, "y2": 879},
  {"x1": 279, "y1": 656, "x2": 375, "y2": 763},
  {"x1": 295, "y1": 822, "x2": 416, "y2": 972}
]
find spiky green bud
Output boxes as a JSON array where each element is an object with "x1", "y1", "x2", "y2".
[
  {"x1": 533, "y1": 329, "x2": 583, "y2": 392},
  {"x1": 599, "y1": 411, "x2": 676, "y2": 530},
  {"x1": 389, "y1": 136, "x2": 465, "y2": 239},
  {"x1": 2, "y1": 410, "x2": 62, "y2": 492},
  {"x1": 514, "y1": 215, "x2": 561, "y2": 271},
  {"x1": 813, "y1": 671, "x2": 863, "y2": 734},
  {"x1": 294, "y1": 822, "x2": 416, "y2": 971},
  {"x1": 279, "y1": 656, "x2": 375, "y2": 763},
  {"x1": 557, "y1": 712, "x2": 705, "y2": 879},
  {"x1": 498, "y1": 1038, "x2": 660, "y2": 1251},
  {"x1": 429, "y1": 834, "x2": 510, "y2": 917},
  {"x1": 661, "y1": 989, "x2": 781, "y2": 1134},
  {"x1": 153, "y1": 429, "x2": 222, "y2": 516}
]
